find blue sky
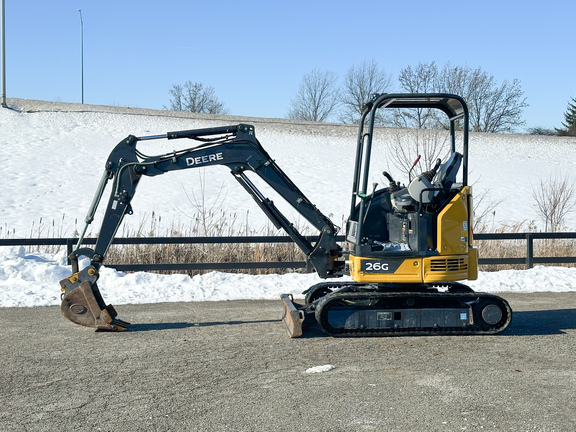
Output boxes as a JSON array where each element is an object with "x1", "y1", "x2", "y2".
[{"x1": 3, "y1": 0, "x2": 574, "y2": 130}]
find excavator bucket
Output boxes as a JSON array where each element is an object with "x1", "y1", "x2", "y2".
[
  {"x1": 59, "y1": 267, "x2": 130, "y2": 331},
  {"x1": 280, "y1": 294, "x2": 306, "y2": 338}
]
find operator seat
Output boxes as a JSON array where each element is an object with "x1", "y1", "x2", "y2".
[
  {"x1": 432, "y1": 152, "x2": 462, "y2": 190},
  {"x1": 406, "y1": 152, "x2": 463, "y2": 205}
]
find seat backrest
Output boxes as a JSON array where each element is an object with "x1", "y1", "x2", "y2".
[
  {"x1": 407, "y1": 152, "x2": 463, "y2": 204},
  {"x1": 432, "y1": 152, "x2": 462, "y2": 189}
]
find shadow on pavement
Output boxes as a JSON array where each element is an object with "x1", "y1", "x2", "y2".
[
  {"x1": 122, "y1": 309, "x2": 576, "y2": 337},
  {"x1": 293, "y1": 309, "x2": 576, "y2": 338},
  {"x1": 505, "y1": 308, "x2": 576, "y2": 336},
  {"x1": 127, "y1": 319, "x2": 279, "y2": 332}
]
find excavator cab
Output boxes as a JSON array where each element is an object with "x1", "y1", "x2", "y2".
[{"x1": 346, "y1": 94, "x2": 476, "y2": 284}]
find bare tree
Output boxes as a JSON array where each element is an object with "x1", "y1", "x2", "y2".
[
  {"x1": 391, "y1": 62, "x2": 528, "y2": 133},
  {"x1": 386, "y1": 128, "x2": 451, "y2": 178},
  {"x1": 167, "y1": 81, "x2": 227, "y2": 114},
  {"x1": 394, "y1": 62, "x2": 439, "y2": 128},
  {"x1": 531, "y1": 174, "x2": 576, "y2": 232},
  {"x1": 287, "y1": 69, "x2": 340, "y2": 122},
  {"x1": 339, "y1": 60, "x2": 392, "y2": 124},
  {"x1": 528, "y1": 127, "x2": 557, "y2": 136},
  {"x1": 468, "y1": 72, "x2": 527, "y2": 133},
  {"x1": 437, "y1": 63, "x2": 470, "y2": 96},
  {"x1": 168, "y1": 84, "x2": 185, "y2": 111},
  {"x1": 439, "y1": 64, "x2": 528, "y2": 133},
  {"x1": 398, "y1": 61, "x2": 438, "y2": 93}
]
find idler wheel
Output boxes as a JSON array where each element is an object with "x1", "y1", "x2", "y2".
[{"x1": 481, "y1": 303, "x2": 503, "y2": 325}]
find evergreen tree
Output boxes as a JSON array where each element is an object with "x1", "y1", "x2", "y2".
[{"x1": 558, "y1": 97, "x2": 576, "y2": 136}]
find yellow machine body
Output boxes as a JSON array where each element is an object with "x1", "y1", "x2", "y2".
[{"x1": 349, "y1": 186, "x2": 478, "y2": 284}]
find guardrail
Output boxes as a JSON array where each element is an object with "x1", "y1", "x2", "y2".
[
  {"x1": 474, "y1": 232, "x2": 576, "y2": 268},
  {"x1": 1, "y1": 232, "x2": 575, "y2": 272}
]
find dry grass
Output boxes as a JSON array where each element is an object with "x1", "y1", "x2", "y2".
[
  {"x1": 105, "y1": 241, "x2": 306, "y2": 276},
  {"x1": 8, "y1": 212, "x2": 576, "y2": 275},
  {"x1": 2, "y1": 206, "x2": 308, "y2": 276},
  {"x1": 108, "y1": 217, "x2": 576, "y2": 275},
  {"x1": 104, "y1": 211, "x2": 308, "y2": 276},
  {"x1": 474, "y1": 221, "x2": 576, "y2": 271}
]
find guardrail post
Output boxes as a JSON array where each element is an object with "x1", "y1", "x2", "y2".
[
  {"x1": 66, "y1": 238, "x2": 75, "y2": 265},
  {"x1": 526, "y1": 233, "x2": 534, "y2": 269}
]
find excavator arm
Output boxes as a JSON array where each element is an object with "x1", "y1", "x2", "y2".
[{"x1": 60, "y1": 124, "x2": 344, "y2": 330}]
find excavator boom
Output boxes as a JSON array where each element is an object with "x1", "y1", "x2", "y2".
[{"x1": 60, "y1": 124, "x2": 344, "y2": 330}]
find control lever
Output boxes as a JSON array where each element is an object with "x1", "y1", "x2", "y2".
[
  {"x1": 408, "y1": 155, "x2": 421, "y2": 182},
  {"x1": 382, "y1": 171, "x2": 401, "y2": 193}
]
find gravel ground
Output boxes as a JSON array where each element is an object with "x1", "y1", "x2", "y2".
[{"x1": 1, "y1": 292, "x2": 575, "y2": 431}]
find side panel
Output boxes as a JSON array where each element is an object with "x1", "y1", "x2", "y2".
[
  {"x1": 349, "y1": 255, "x2": 424, "y2": 283},
  {"x1": 422, "y1": 255, "x2": 470, "y2": 283},
  {"x1": 349, "y1": 254, "x2": 473, "y2": 284},
  {"x1": 437, "y1": 187, "x2": 471, "y2": 256}
]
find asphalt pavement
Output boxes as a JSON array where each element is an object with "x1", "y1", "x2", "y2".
[{"x1": 1, "y1": 292, "x2": 575, "y2": 431}]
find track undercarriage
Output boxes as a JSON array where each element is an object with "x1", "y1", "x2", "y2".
[{"x1": 281, "y1": 282, "x2": 512, "y2": 337}]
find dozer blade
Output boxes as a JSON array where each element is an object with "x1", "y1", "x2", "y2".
[
  {"x1": 280, "y1": 294, "x2": 305, "y2": 338},
  {"x1": 61, "y1": 281, "x2": 130, "y2": 331}
]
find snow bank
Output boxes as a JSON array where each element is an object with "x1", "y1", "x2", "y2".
[
  {"x1": 0, "y1": 246, "x2": 325, "y2": 307},
  {"x1": 1, "y1": 246, "x2": 575, "y2": 308}
]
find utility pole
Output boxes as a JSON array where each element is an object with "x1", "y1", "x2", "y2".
[
  {"x1": 1, "y1": 0, "x2": 7, "y2": 108},
  {"x1": 77, "y1": 9, "x2": 83, "y2": 104}
]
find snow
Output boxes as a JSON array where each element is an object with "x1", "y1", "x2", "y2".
[
  {"x1": 305, "y1": 365, "x2": 336, "y2": 374},
  {"x1": 1, "y1": 244, "x2": 575, "y2": 308},
  {"x1": 1, "y1": 99, "x2": 576, "y2": 308}
]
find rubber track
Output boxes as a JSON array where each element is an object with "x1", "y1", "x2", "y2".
[{"x1": 315, "y1": 291, "x2": 512, "y2": 337}]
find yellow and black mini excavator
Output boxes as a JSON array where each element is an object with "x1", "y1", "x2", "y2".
[{"x1": 60, "y1": 93, "x2": 512, "y2": 336}]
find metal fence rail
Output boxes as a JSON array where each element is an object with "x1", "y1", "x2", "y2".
[
  {"x1": 1, "y1": 232, "x2": 576, "y2": 272},
  {"x1": 474, "y1": 232, "x2": 576, "y2": 268}
]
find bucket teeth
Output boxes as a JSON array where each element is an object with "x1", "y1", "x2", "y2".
[
  {"x1": 60, "y1": 280, "x2": 130, "y2": 331},
  {"x1": 96, "y1": 318, "x2": 131, "y2": 332}
]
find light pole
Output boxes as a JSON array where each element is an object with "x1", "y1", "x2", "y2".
[
  {"x1": 77, "y1": 9, "x2": 83, "y2": 104},
  {"x1": 1, "y1": 0, "x2": 7, "y2": 108}
]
